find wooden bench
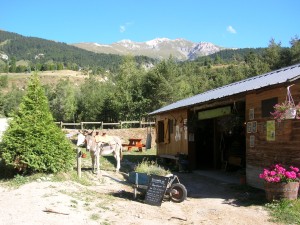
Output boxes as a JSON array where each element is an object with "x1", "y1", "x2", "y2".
[
  {"x1": 158, "y1": 154, "x2": 179, "y2": 167},
  {"x1": 122, "y1": 138, "x2": 146, "y2": 151}
]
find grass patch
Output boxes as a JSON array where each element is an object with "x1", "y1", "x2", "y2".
[
  {"x1": 1, "y1": 173, "x2": 52, "y2": 188},
  {"x1": 59, "y1": 188, "x2": 98, "y2": 202},
  {"x1": 121, "y1": 148, "x2": 158, "y2": 173},
  {"x1": 90, "y1": 213, "x2": 100, "y2": 220},
  {"x1": 100, "y1": 220, "x2": 111, "y2": 225},
  {"x1": 123, "y1": 148, "x2": 157, "y2": 159},
  {"x1": 96, "y1": 202, "x2": 111, "y2": 210},
  {"x1": 265, "y1": 199, "x2": 300, "y2": 225},
  {"x1": 70, "y1": 199, "x2": 78, "y2": 208},
  {"x1": 7, "y1": 174, "x2": 30, "y2": 188}
]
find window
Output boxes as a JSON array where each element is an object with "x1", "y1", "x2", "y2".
[
  {"x1": 157, "y1": 118, "x2": 171, "y2": 143},
  {"x1": 157, "y1": 120, "x2": 164, "y2": 143},
  {"x1": 169, "y1": 119, "x2": 174, "y2": 134},
  {"x1": 261, "y1": 97, "x2": 278, "y2": 117}
]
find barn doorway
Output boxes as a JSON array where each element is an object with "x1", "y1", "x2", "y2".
[
  {"x1": 194, "y1": 119, "x2": 215, "y2": 169},
  {"x1": 191, "y1": 102, "x2": 246, "y2": 171}
]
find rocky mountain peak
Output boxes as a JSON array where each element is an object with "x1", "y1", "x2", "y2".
[{"x1": 72, "y1": 38, "x2": 228, "y2": 61}]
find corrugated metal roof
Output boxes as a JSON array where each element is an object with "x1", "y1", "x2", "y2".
[{"x1": 149, "y1": 63, "x2": 300, "y2": 115}]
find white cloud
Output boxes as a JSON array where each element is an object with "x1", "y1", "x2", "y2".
[
  {"x1": 119, "y1": 22, "x2": 134, "y2": 33},
  {"x1": 227, "y1": 25, "x2": 237, "y2": 34},
  {"x1": 120, "y1": 25, "x2": 126, "y2": 33}
]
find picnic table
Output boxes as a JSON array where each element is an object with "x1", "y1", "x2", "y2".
[{"x1": 122, "y1": 138, "x2": 145, "y2": 151}]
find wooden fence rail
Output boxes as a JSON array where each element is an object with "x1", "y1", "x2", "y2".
[{"x1": 55, "y1": 121, "x2": 155, "y2": 130}]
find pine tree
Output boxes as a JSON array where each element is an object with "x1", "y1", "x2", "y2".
[{"x1": 0, "y1": 72, "x2": 75, "y2": 174}]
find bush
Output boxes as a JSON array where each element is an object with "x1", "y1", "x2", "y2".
[
  {"x1": 0, "y1": 73, "x2": 75, "y2": 174},
  {"x1": 134, "y1": 159, "x2": 170, "y2": 176}
]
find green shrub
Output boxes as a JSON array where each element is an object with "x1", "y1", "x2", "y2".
[
  {"x1": 134, "y1": 159, "x2": 170, "y2": 176},
  {"x1": 0, "y1": 73, "x2": 75, "y2": 175}
]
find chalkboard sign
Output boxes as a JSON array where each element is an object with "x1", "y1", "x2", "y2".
[{"x1": 144, "y1": 175, "x2": 169, "y2": 206}]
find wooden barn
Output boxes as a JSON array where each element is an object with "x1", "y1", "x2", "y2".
[{"x1": 149, "y1": 63, "x2": 300, "y2": 189}]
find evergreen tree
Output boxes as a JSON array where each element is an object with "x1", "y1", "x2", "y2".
[
  {"x1": 8, "y1": 57, "x2": 17, "y2": 73},
  {"x1": 290, "y1": 36, "x2": 300, "y2": 64},
  {"x1": 0, "y1": 72, "x2": 75, "y2": 174},
  {"x1": 264, "y1": 38, "x2": 281, "y2": 70}
]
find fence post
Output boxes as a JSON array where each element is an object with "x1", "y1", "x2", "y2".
[
  {"x1": 80, "y1": 122, "x2": 83, "y2": 130},
  {"x1": 77, "y1": 148, "x2": 81, "y2": 178}
]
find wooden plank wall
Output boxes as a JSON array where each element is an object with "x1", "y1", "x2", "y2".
[
  {"x1": 155, "y1": 109, "x2": 188, "y2": 156},
  {"x1": 245, "y1": 82, "x2": 300, "y2": 188}
]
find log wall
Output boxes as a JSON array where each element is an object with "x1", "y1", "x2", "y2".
[
  {"x1": 155, "y1": 109, "x2": 188, "y2": 156},
  {"x1": 245, "y1": 82, "x2": 300, "y2": 188}
]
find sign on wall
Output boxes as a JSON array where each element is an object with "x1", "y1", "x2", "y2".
[
  {"x1": 250, "y1": 135, "x2": 255, "y2": 147},
  {"x1": 198, "y1": 106, "x2": 231, "y2": 120},
  {"x1": 266, "y1": 120, "x2": 275, "y2": 141},
  {"x1": 249, "y1": 108, "x2": 254, "y2": 120}
]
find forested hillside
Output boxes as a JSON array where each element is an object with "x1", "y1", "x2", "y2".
[
  {"x1": 0, "y1": 30, "x2": 156, "y2": 74},
  {"x1": 196, "y1": 48, "x2": 267, "y2": 63},
  {"x1": 0, "y1": 30, "x2": 299, "y2": 123}
]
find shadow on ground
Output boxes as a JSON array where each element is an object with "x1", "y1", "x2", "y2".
[
  {"x1": 176, "y1": 172, "x2": 267, "y2": 206},
  {"x1": 99, "y1": 168, "x2": 267, "y2": 208}
]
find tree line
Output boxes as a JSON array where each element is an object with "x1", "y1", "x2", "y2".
[{"x1": 0, "y1": 37, "x2": 299, "y2": 123}]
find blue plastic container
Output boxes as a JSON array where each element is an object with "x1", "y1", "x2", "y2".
[{"x1": 128, "y1": 172, "x2": 150, "y2": 185}]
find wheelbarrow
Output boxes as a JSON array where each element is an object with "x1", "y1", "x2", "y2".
[{"x1": 128, "y1": 172, "x2": 187, "y2": 203}]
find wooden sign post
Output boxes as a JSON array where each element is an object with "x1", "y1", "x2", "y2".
[{"x1": 144, "y1": 175, "x2": 169, "y2": 206}]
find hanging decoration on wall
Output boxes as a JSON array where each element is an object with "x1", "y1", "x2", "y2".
[
  {"x1": 175, "y1": 125, "x2": 180, "y2": 141},
  {"x1": 271, "y1": 84, "x2": 300, "y2": 122}
]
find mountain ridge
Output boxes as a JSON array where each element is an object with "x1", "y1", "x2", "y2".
[{"x1": 72, "y1": 38, "x2": 234, "y2": 61}]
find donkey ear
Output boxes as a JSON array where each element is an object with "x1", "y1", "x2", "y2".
[{"x1": 81, "y1": 129, "x2": 88, "y2": 135}]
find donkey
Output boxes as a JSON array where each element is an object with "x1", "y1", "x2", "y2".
[{"x1": 77, "y1": 131, "x2": 123, "y2": 174}]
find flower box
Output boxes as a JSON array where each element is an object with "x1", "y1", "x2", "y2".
[
  {"x1": 271, "y1": 102, "x2": 300, "y2": 122},
  {"x1": 271, "y1": 85, "x2": 300, "y2": 122},
  {"x1": 259, "y1": 164, "x2": 300, "y2": 201},
  {"x1": 285, "y1": 107, "x2": 297, "y2": 119},
  {"x1": 264, "y1": 182, "x2": 299, "y2": 201}
]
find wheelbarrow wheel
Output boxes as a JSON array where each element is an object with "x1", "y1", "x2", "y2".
[{"x1": 170, "y1": 183, "x2": 187, "y2": 203}]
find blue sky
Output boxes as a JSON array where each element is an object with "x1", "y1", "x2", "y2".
[{"x1": 1, "y1": 0, "x2": 299, "y2": 48}]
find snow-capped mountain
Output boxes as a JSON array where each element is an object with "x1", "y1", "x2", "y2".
[{"x1": 72, "y1": 38, "x2": 227, "y2": 61}]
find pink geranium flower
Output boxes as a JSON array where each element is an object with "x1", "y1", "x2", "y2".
[{"x1": 259, "y1": 164, "x2": 300, "y2": 183}]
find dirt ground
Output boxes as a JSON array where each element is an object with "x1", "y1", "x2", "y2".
[
  {"x1": 0, "y1": 167, "x2": 279, "y2": 225},
  {"x1": 0, "y1": 129, "x2": 279, "y2": 225}
]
